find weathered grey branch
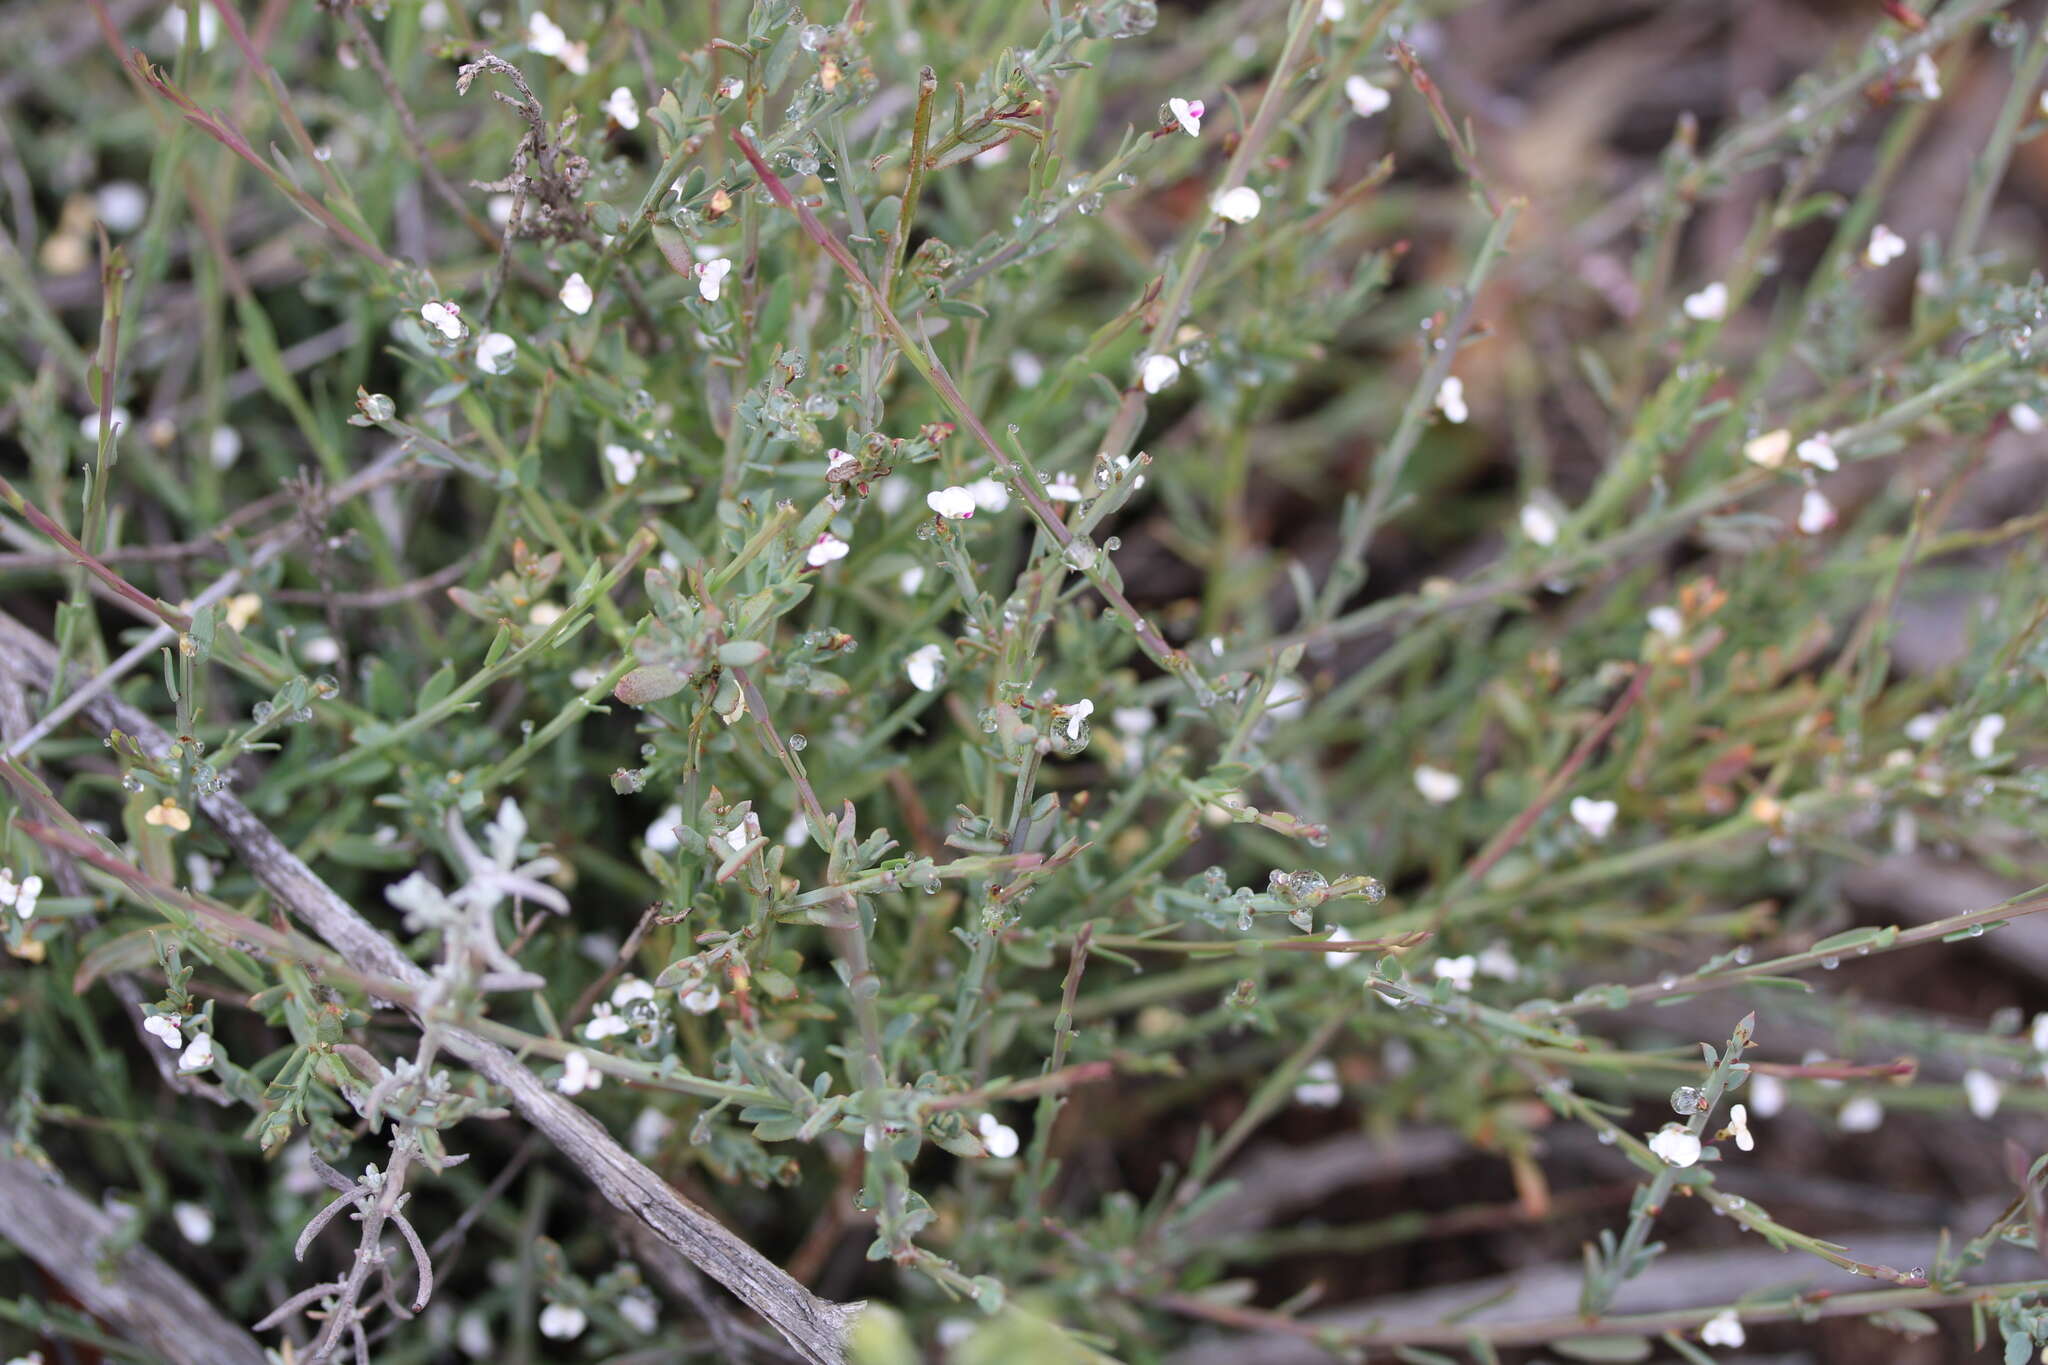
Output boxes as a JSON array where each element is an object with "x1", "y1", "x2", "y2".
[
  {"x1": 0, "y1": 1132, "x2": 270, "y2": 1365},
  {"x1": 0, "y1": 609, "x2": 860, "y2": 1365}
]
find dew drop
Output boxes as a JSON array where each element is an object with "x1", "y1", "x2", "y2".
[
  {"x1": 1670, "y1": 1085, "x2": 1703, "y2": 1116},
  {"x1": 788, "y1": 732, "x2": 808, "y2": 751}
]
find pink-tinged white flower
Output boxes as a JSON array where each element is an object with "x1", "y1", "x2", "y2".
[
  {"x1": 419, "y1": 299, "x2": 464, "y2": 340},
  {"x1": 1060, "y1": 698, "x2": 1094, "y2": 742},
  {"x1": 927, "y1": 485, "x2": 976, "y2": 519},
  {"x1": 1047, "y1": 472, "x2": 1082, "y2": 502},
  {"x1": 1747, "y1": 1072, "x2": 1786, "y2": 1117},
  {"x1": 966, "y1": 478, "x2": 1010, "y2": 512},
  {"x1": 1139, "y1": 352, "x2": 1181, "y2": 393},
  {"x1": 1212, "y1": 186, "x2": 1262, "y2": 223},
  {"x1": 1293, "y1": 1059, "x2": 1343, "y2": 1107},
  {"x1": 695, "y1": 257, "x2": 732, "y2": 302},
  {"x1": 1569, "y1": 796, "x2": 1618, "y2": 840},
  {"x1": 603, "y1": 86, "x2": 640, "y2": 130},
  {"x1": 1519, "y1": 502, "x2": 1560, "y2": 547},
  {"x1": 1413, "y1": 764, "x2": 1461, "y2": 805},
  {"x1": 559, "y1": 272, "x2": 593, "y2": 315},
  {"x1": 1647, "y1": 605, "x2": 1683, "y2": 639},
  {"x1": 1726, "y1": 1102, "x2": 1754, "y2": 1152},
  {"x1": 1864, "y1": 223, "x2": 1906, "y2": 268},
  {"x1": 1837, "y1": 1096, "x2": 1883, "y2": 1132},
  {"x1": 715, "y1": 75, "x2": 744, "y2": 100},
  {"x1": 1796, "y1": 488, "x2": 1836, "y2": 536},
  {"x1": 1648, "y1": 1124, "x2": 1701, "y2": 1167},
  {"x1": 582, "y1": 1003, "x2": 630, "y2": 1041},
  {"x1": 1910, "y1": 53, "x2": 1941, "y2": 101},
  {"x1": 1168, "y1": 97, "x2": 1204, "y2": 137},
  {"x1": 537, "y1": 1303, "x2": 587, "y2": 1340},
  {"x1": 1345, "y1": 75, "x2": 1390, "y2": 118},
  {"x1": 142, "y1": 1011, "x2": 183, "y2": 1048},
  {"x1": 1700, "y1": 1309, "x2": 1745, "y2": 1348},
  {"x1": 905, "y1": 643, "x2": 944, "y2": 692},
  {"x1": 681, "y1": 983, "x2": 721, "y2": 1014},
  {"x1": 603, "y1": 443, "x2": 645, "y2": 484},
  {"x1": 1682, "y1": 282, "x2": 1727, "y2": 321},
  {"x1": 1795, "y1": 432, "x2": 1838, "y2": 471},
  {"x1": 1743, "y1": 428, "x2": 1790, "y2": 469},
  {"x1": 1963, "y1": 1068, "x2": 2003, "y2": 1119},
  {"x1": 1969, "y1": 712, "x2": 2006, "y2": 761},
  {"x1": 1435, "y1": 375, "x2": 1468, "y2": 423},
  {"x1": 476, "y1": 331, "x2": 517, "y2": 375},
  {"x1": 177, "y1": 1033, "x2": 217, "y2": 1073},
  {"x1": 2011, "y1": 402, "x2": 2044, "y2": 434},
  {"x1": 976, "y1": 1112, "x2": 1020, "y2": 1158},
  {"x1": 557, "y1": 1050, "x2": 602, "y2": 1095},
  {"x1": 1432, "y1": 955, "x2": 1476, "y2": 991},
  {"x1": 805, "y1": 532, "x2": 850, "y2": 568},
  {"x1": 826, "y1": 447, "x2": 857, "y2": 478}
]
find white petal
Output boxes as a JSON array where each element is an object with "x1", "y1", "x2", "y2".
[
  {"x1": 1743, "y1": 428, "x2": 1791, "y2": 469},
  {"x1": 1646, "y1": 605, "x2": 1683, "y2": 639},
  {"x1": 1647, "y1": 1125, "x2": 1701, "y2": 1167},
  {"x1": 1568, "y1": 796, "x2": 1618, "y2": 839},
  {"x1": 1837, "y1": 1096, "x2": 1884, "y2": 1132},
  {"x1": 172, "y1": 1200, "x2": 215, "y2": 1244},
  {"x1": 1212, "y1": 186, "x2": 1262, "y2": 223},
  {"x1": 1435, "y1": 376, "x2": 1467, "y2": 423},
  {"x1": 476, "y1": 332, "x2": 518, "y2": 375},
  {"x1": 1413, "y1": 765, "x2": 1461, "y2": 805},
  {"x1": 696, "y1": 257, "x2": 732, "y2": 302},
  {"x1": 1139, "y1": 353, "x2": 1181, "y2": 394},
  {"x1": 1344, "y1": 75, "x2": 1390, "y2": 118},
  {"x1": 1701, "y1": 1308, "x2": 1745, "y2": 1348},
  {"x1": 976, "y1": 1112, "x2": 1020, "y2": 1158},
  {"x1": 1796, "y1": 488, "x2": 1836, "y2": 536},
  {"x1": 1969, "y1": 713, "x2": 2006, "y2": 761},
  {"x1": 1963, "y1": 1068, "x2": 2003, "y2": 1119},
  {"x1": 905, "y1": 644, "x2": 944, "y2": 692},
  {"x1": 604, "y1": 86, "x2": 641, "y2": 130},
  {"x1": 2010, "y1": 402, "x2": 2044, "y2": 434},
  {"x1": 926, "y1": 485, "x2": 977, "y2": 519},
  {"x1": 1519, "y1": 502, "x2": 1559, "y2": 547},
  {"x1": 559, "y1": 272, "x2": 594, "y2": 315},
  {"x1": 1682, "y1": 282, "x2": 1727, "y2": 321},
  {"x1": 1794, "y1": 433, "x2": 1838, "y2": 470}
]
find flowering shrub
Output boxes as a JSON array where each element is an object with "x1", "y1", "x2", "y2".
[{"x1": 2, "y1": 1, "x2": 2048, "y2": 1363}]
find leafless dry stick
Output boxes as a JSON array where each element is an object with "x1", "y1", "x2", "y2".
[
  {"x1": 0, "y1": 610, "x2": 861, "y2": 1365},
  {"x1": 0, "y1": 1130, "x2": 270, "y2": 1365}
]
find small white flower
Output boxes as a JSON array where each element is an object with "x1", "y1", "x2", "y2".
[
  {"x1": 2011, "y1": 402, "x2": 2044, "y2": 434},
  {"x1": 143, "y1": 1012, "x2": 183, "y2": 1048},
  {"x1": 1413, "y1": 764, "x2": 1461, "y2": 805},
  {"x1": 1212, "y1": 185, "x2": 1262, "y2": 223},
  {"x1": 603, "y1": 86, "x2": 640, "y2": 130},
  {"x1": 1910, "y1": 52, "x2": 1941, "y2": 101},
  {"x1": 1864, "y1": 223, "x2": 1906, "y2": 268},
  {"x1": 966, "y1": 477, "x2": 1010, "y2": 511},
  {"x1": 1700, "y1": 1308, "x2": 1745, "y2": 1348},
  {"x1": 172, "y1": 1200, "x2": 215, "y2": 1245},
  {"x1": 905, "y1": 643, "x2": 944, "y2": 692},
  {"x1": 559, "y1": 272, "x2": 594, "y2": 315},
  {"x1": 1569, "y1": 796, "x2": 1618, "y2": 840},
  {"x1": 611, "y1": 976, "x2": 656, "y2": 1007},
  {"x1": 681, "y1": 983, "x2": 721, "y2": 1014},
  {"x1": 1904, "y1": 710, "x2": 1944, "y2": 743},
  {"x1": 1969, "y1": 713, "x2": 2006, "y2": 760},
  {"x1": 476, "y1": 331, "x2": 517, "y2": 375},
  {"x1": 1139, "y1": 352, "x2": 1181, "y2": 393},
  {"x1": 95, "y1": 181, "x2": 150, "y2": 234},
  {"x1": 899, "y1": 566, "x2": 926, "y2": 593},
  {"x1": 976, "y1": 1112, "x2": 1020, "y2": 1158},
  {"x1": 1114, "y1": 706, "x2": 1156, "y2": 737},
  {"x1": 1432, "y1": 955, "x2": 1476, "y2": 991},
  {"x1": 9, "y1": 874, "x2": 41, "y2": 919},
  {"x1": 1167, "y1": 96, "x2": 1204, "y2": 137},
  {"x1": 526, "y1": 12, "x2": 567, "y2": 55},
  {"x1": 1726, "y1": 1102, "x2": 1754, "y2": 1152},
  {"x1": 419, "y1": 300, "x2": 464, "y2": 341},
  {"x1": 1062, "y1": 698, "x2": 1095, "y2": 742},
  {"x1": 827, "y1": 447, "x2": 858, "y2": 478},
  {"x1": 557, "y1": 1050, "x2": 603, "y2": 1095},
  {"x1": 1793, "y1": 434, "x2": 1839, "y2": 473},
  {"x1": 159, "y1": 4, "x2": 220, "y2": 50},
  {"x1": 1046, "y1": 471, "x2": 1083, "y2": 502},
  {"x1": 487, "y1": 193, "x2": 515, "y2": 227},
  {"x1": 1010, "y1": 351, "x2": 1045, "y2": 387},
  {"x1": 1743, "y1": 428, "x2": 1791, "y2": 469},
  {"x1": 805, "y1": 533, "x2": 850, "y2": 568},
  {"x1": 603, "y1": 443, "x2": 645, "y2": 485},
  {"x1": 1837, "y1": 1095, "x2": 1884, "y2": 1132},
  {"x1": 1648, "y1": 1124, "x2": 1701, "y2": 1167},
  {"x1": 583, "y1": 1004, "x2": 630, "y2": 1041},
  {"x1": 1747, "y1": 1072, "x2": 1786, "y2": 1117},
  {"x1": 537, "y1": 1302, "x2": 587, "y2": 1340},
  {"x1": 1796, "y1": 488, "x2": 1836, "y2": 535},
  {"x1": 1435, "y1": 375, "x2": 1468, "y2": 423},
  {"x1": 81, "y1": 407, "x2": 132, "y2": 440},
  {"x1": 1293, "y1": 1059, "x2": 1343, "y2": 1107},
  {"x1": 696, "y1": 256, "x2": 732, "y2": 302},
  {"x1": 1519, "y1": 502, "x2": 1560, "y2": 547},
  {"x1": 1321, "y1": 0, "x2": 1345, "y2": 19},
  {"x1": 208, "y1": 425, "x2": 243, "y2": 469},
  {"x1": 630, "y1": 1106, "x2": 674, "y2": 1157},
  {"x1": 645, "y1": 804, "x2": 683, "y2": 854},
  {"x1": 1682, "y1": 282, "x2": 1727, "y2": 321},
  {"x1": 618, "y1": 1290, "x2": 659, "y2": 1334},
  {"x1": 177, "y1": 1033, "x2": 217, "y2": 1073},
  {"x1": 1323, "y1": 929, "x2": 1365, "y2": 968},
  {"x1": 1646, "y1": 605, "x2": 1684, "y2": 639},
  {"x1": 455, "y1": 1309, "x2": 493, "y2": 1359},
  {"x1": 1344, "y1": 75, "x2": 1390, "y2": 118},
  {"x1": 927, "y1": 485, "x2": 977, "y2": 519},
  {"x1": 1476, "y1": 941, "x2": 1520, "y2": 982},
  {"x1": 1963, "y1": 1068, "x2": 2003, "y2": 1119}
]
